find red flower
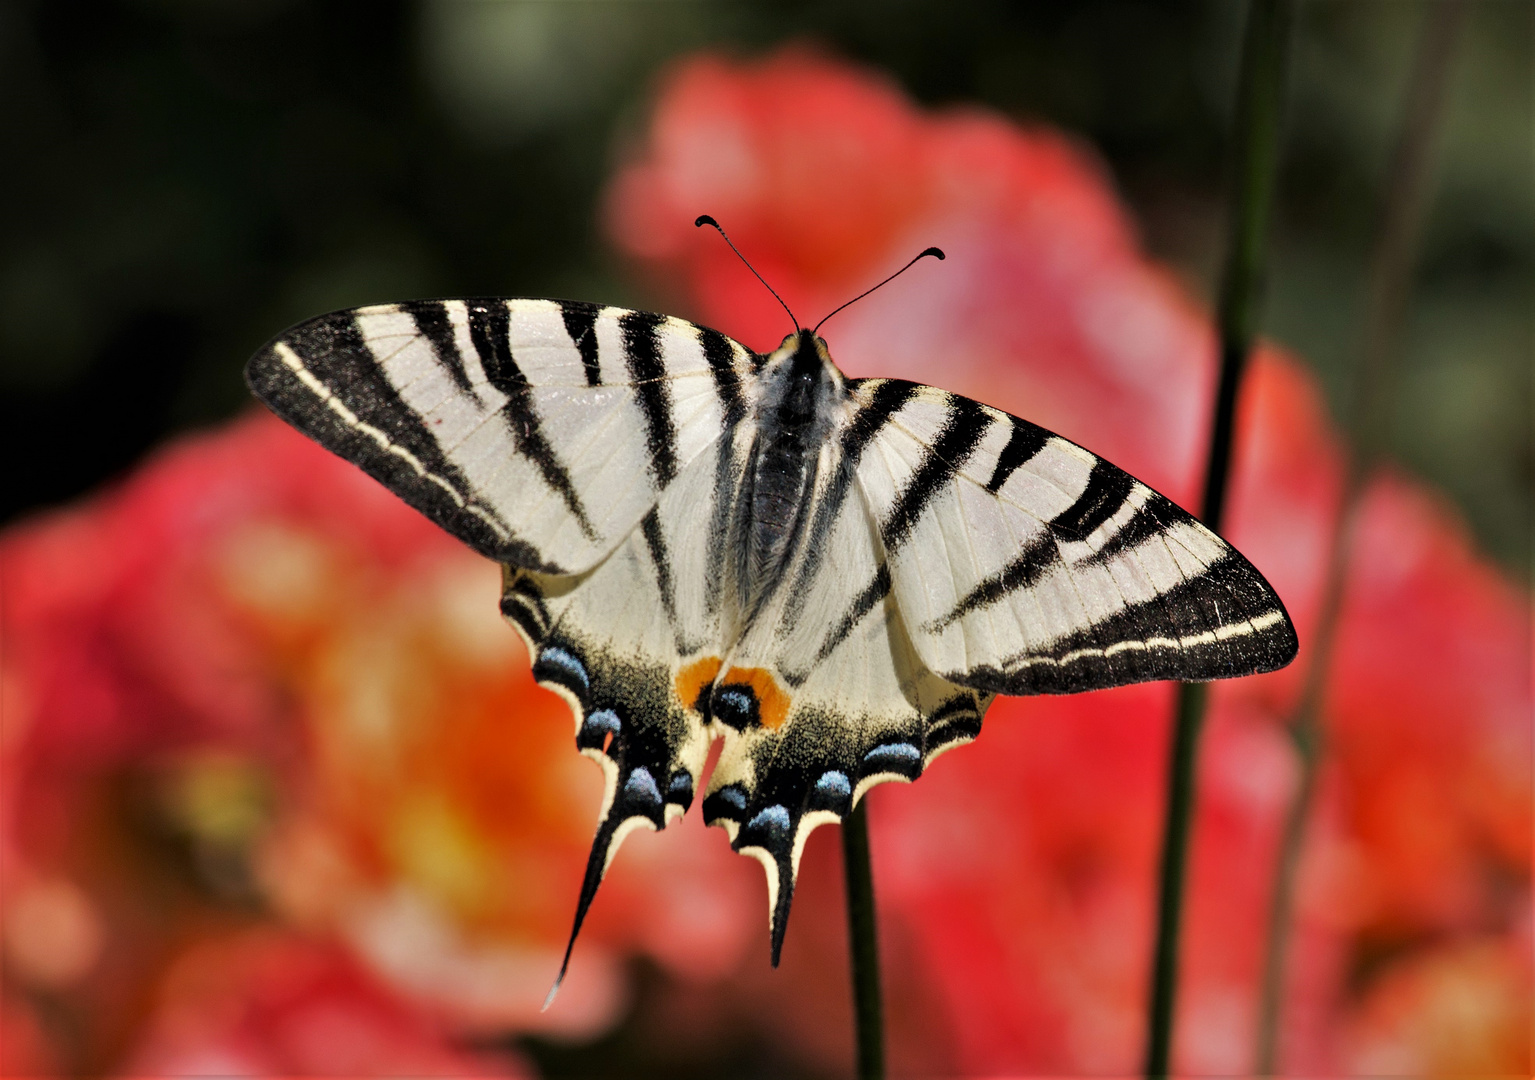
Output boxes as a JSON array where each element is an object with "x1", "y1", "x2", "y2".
[
  {"x1": 0, "y1": 415, "x2": 755, "y2": 1070},
  {"x1": 120, "y1": 931, "x2": 531, "y2": 1077}
]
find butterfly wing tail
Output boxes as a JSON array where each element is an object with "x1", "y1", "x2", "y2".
[{"x1": 543, "y1": 807, "x2": 657, "y2": 1009}]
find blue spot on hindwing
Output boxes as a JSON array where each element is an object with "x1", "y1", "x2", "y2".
[
  {"x1": 535, "y1": 646, "x2": 589, "y2": 697},
  {"x1": 702, "y1": 782, "x2": 748, "y2": 824},
  {"x1": 624, "y1": 767, "x2": 661, "y2": 808},
  {"x1": 666, "y1": 770, "x2": 694, "y2": 807},
  {"x1": 862, "y1": 742, "x2": 921, "y2": 775},
  {"x1": 746, "y1": 805, "x2": 791, "y2": 840},
  {"x1": 578, "y1": 709, "x2": 620, "y2": 751},
  {"x1": 810, "y1": 770, "x2": 852, "y2": 811},
  {"x1": 583, "y1": 709, "x2": 620, "y2": 737},
  {"x1": 712, "y1": 687, "x2": 757, "y2": 731}
]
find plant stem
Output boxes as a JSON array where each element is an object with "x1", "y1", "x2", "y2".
[
  {"x1": 843, "y1": 798, "x2": 885, "y2": 1080},
  {"x1": 1253, "y1": 3, "x2": 1466, "y2": 1072},
  {"x1": 1145, "y1": 679, "x2": 1207, "y2": 1073},
  {"x1": 1144, "y1": 0, "x2": 1294, "y2": 1075},
  {"x1": 1202, "y1": 0, "x2": 1297, "y2": 533}
]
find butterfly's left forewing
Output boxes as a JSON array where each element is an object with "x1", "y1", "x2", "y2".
[
  {"x1": 850, "y1": 381, "x2": 1298, "y2": 694},
  {"x1": 246, "y1": 298, "x2": 756, "y2": 575}
]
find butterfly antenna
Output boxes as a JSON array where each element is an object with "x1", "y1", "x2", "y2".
[
  {"x1": 812, "y1": 247, "x2": 945, "y2": 335},
  {"x1": 695, "y1": 215, "x2": 800, "y2": 337}
]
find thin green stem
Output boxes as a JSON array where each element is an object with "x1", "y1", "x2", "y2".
[
  {"x1": 1145, "y1": 681, "x2": 1208, "y2": 1076},
  {"x1": 1202, "y1": 0, "x2": 1297, "y2": 533},
  {"x1": 1253, "y1": 3, "x2": 1466, "y2": 1072},
  {"x1": 843, "y1": 798, "x2": 884, "y2": 1080},
  {"x1": 1144, "y1": 0, "x2": 1294, "y2": 1075}
]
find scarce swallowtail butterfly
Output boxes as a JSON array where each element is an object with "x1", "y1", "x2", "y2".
[{"x1": 245, "y1": 226, "x2": 1297, "y2": 998}]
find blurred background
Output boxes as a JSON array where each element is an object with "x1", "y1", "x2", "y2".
[{"x1": 1, "y1": 1, "x2": 1530, "y2": 1077}]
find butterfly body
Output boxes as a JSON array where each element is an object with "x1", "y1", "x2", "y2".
[
  {"x1": 739, "y1": 331, "x2": 840, "y2": 612},
  {"x1": 246, "y1": 296, "x2": 1297, "y2": 983}
]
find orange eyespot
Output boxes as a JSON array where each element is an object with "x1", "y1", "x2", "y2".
[
  {"x1": 720, "y1": 665, "x2": 790, "y2": 732},
  {"x1": 675, "y1": 656, "x2": 723, "y2": 712},
  {"x1": 674, "y1": 656, "x2": 791, "y2": 732}
]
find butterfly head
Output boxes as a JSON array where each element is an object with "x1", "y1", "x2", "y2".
[
  {"x1": 765, "y1": 328, "x2": 842, "y2": 385},
  {"x1": 755, "y1": 329, "x2": 847, "y2": 416}
]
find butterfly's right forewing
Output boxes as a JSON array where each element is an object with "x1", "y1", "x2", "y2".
[
  {"x1": 245, "y1": 299, "x2": 756, "y2": 575},
  {"x1": 852, "y1": 381, "x2": 1298, "y2": 695}
]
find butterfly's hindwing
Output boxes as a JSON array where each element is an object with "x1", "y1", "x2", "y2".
[
  {"x1": 851, "y1": 381, "x2": 1298, "y2": 694},
  {"x1": 695, "y1": 434, "x2": 994, "y2": 961},
  {"x1": 500, "y1": 438, "x2": 733, "y2": 992},
  {"x1": 246, "y1": 299, "x2": 757, "y2": 574}
]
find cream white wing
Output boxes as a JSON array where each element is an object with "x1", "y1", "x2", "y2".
[
  {"x1": 246, "y1": 298, "x2": 756, "y2": 574},
  {"x1": 849, "y1": 379, "x2": 1298, "y2": 694}
]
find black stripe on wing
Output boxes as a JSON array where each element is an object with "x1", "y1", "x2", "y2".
[
  {"x1": 560, "y1": 302, "x2": 603, "y2": 387},
  {"x1": 812, "y1": 562, "x2": 893, "y2": 667},
  {"x1": 641, "y1": 506, "x2": 699, "y2": 655},
  {"x1": 696, "y1": 327, "x2": 752, "y2": 621},
  {"x1": 880, "y1": 393, "x2": 991, "y2": 553},
  {"x1": 924, "y1": 694, "x2": 987, "y2": 757},
  {"x1": 246, "y1": 309, "x2": 556, "y2": 571},
  {"x1": 985, "y1": 417, "x2": 1051, "y2": 492},
  {"x1": 929, "y1": 454, "x2": 1148, "y2": 632},
  {"x1": 1050, "y1": 459, "x2": 1137, "y2": 540},
  {"x1": 699, "y1": 326, "x2": 748, "y2": 422},
  {"x1": 951, "y1": 554, "x2": 1298, "y2": 695},
  {"x1": 499, "y1": 573, "x2": 550, "y2": 641},
  {"x1": 466, "y1": 301, "x2": 601, "y2": 544},
  {"x1": 404, "y1": 300, "x2": 474, "y2": 395},
  {"x1": 928, "y1": 532, "x2": 1060, "y2": 633},
  {"x1": 621, "y1": 311, "x2": 679, "y2": 488},
  {"x1": 1081, "y1": 498, "x2": 1182, "y2": 567},
  {"x1": 845, "y1": 379, "x2": 924, "y2": 451}
]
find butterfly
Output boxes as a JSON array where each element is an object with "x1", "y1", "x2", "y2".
[{"x1": 245, "y1": 241, "x2": 1297, "y2": 997}]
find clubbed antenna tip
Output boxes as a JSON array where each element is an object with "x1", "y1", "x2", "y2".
[
  {"x1": 694, "y1": 214, "x2": 800, "y2": 338},
  {"x1": 813, "y1": 246, "x2": 946, "y2": 335}
]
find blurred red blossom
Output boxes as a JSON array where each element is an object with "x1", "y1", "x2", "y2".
[
  {"x1": 2, "y1": 44, "x2": 1528, "y2": 1078},
  {"x1": 0, "y1": 414, "x2": 761, "y2": 1073},
  {"x1": 120, "y1": 931, "x2": 531, "y2": 1077}
]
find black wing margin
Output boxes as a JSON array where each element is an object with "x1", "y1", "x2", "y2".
[{"x1": 247, "y1": 305, "x2": 547, "y2": 567}]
